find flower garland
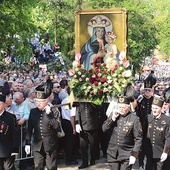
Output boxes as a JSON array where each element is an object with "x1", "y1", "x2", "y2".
[{"x1": 69, "y1": 55, "x2": 132, "y2": 105}]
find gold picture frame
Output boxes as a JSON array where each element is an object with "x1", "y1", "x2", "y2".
[{"x1": 75, "y1": 8, "x2": 127, "y2": 70}]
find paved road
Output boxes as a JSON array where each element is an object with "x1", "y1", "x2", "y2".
[{"x1": 58, "y1": 155, "x2": 110, "y2": 170}]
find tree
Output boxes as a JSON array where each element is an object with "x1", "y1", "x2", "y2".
[{"x1": 0, "y1": 0, "x2": 37, "y2": 62}]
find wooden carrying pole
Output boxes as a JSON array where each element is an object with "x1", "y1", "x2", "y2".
[{"x1": 51, "y1": 103, "x2": 71, "y2": 109}]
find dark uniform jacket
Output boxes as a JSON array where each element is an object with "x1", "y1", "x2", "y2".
[
  {"x1": 0, "y1": 111, "x2": 19, "y2": 158},
  {"x1": 146, "y1": 114, "x2": 170, "y2": 158},
  {"x1": 26, "y1": 108, "x2": 59, "y2": 152},
  {"x1": 102, "y1": 112, "x2": 143, "y2": 162},
  {"x1": 136, "y1": 96, "x2": 153, "y2": 129},
  {"x1": 75, "y1": 102, "x2": 99, "y2": 131}
]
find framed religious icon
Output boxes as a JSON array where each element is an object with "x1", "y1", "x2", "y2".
[{"x1": 75, "y1": 8, "x2": 127, "y2": 71}]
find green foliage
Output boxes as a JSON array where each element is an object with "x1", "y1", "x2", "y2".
[{"x1": 0, "y1": 0, "x2": 170, "y2": 72}]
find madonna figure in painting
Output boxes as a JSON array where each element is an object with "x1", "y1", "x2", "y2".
[{"x1": 80, "y1": 15, "x2": 112, "y2": 71}]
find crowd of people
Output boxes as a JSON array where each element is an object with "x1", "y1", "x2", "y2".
[
  {"x1": 152, "y1": 61, "x2": 170, "y2": 82},
  {"x1": 0, "y1": 59, "x2": 169, "y2": 170},
  {"x1": 2, "y1": 29, "x2": 61, "y2": 69}
]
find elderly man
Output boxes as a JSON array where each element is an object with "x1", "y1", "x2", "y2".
[
  {"x1": 102, "y1": 92, "x2": 143, "y2": 170},
  {"x1": 144, "y1": 95, "x2": 170, "y2": 170},
  {"x1": 13, "y1": 92, "x2": 30, "y2": 124},
  {"x1": 25, "y1": 88, "x2": 36, "y2": 112},
  {"x1": 25, "y1": 80, "x2": 60, "y2": 170}
]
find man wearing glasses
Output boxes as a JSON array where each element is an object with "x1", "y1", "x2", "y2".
[
  {"x1": 136, "y1": 71, "x2": 157, "y2": 170},
  {"x1": 52, "y1": 82, "x2": 61, "y2": 106}
]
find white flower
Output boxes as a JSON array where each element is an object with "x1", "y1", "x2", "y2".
[
  {"x1": 97, "y1": 73, "x2": 102, "y2": 77},
  {"x1": 112, "y1": 73, "x2": 117, "y2": 77},
  {"x1": 93, "y1": 89, "x2": 97, "y2": 94},
  {"x1": 108, "y1": 86, "x2": 112, "y2": 89},
  {"x1": 119, "y1": 66, "x2": 123, "y2": 71},
  {"x1": 107, "y1": 76, "x2": 111, "y2": 80},
  {"x1": 86, "y1": 77, "x2": 89, "y2": 81},
  {"x1": 104, "y1": 82, "x2": 108, "y2": 86},
  {"x1": 78, "y1": 71, "x2": 81, "y2": 75},
  {"x1": 82, "y1": 86, "x2": 86, "y2": 90},
  {"x1": 98, "y1": 82, "x2": 101, "y2": 86},
  {"x1": 122, "y1": 70, "x2": 132, "y2": 77},
  {"x1": 92, "y1": 74, "x2": 96, "y2": 78},
  {"x1": 81, "y1": 75, "x2": 85, "y2": 78},
  {"x1": 75, "y1": 68, "x2": 79, "y2": 71},
  {"x1": 74, "y1": 75, "x2": 77, "y2": 78},
  {"x1": 108, "y1": 79, "x2": 112, "y2": 84},
  {"x1": 88, "y1": 86, "x2": 91, "y2": 89},
  {"x1": 103, "y1": 88, "x2": 108, "y2": 92}
]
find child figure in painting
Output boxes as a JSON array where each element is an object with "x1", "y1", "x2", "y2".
[{"x1": 104, "y1": 31, "x2": 119, "y2": 70}]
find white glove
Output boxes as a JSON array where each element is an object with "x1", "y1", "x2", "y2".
[
  {"x1": 129, "y1": 156, "x2": 136, "y2": 165},
  {"x1": 75, "y1": 124, "x2": 82, "y2": 133},
  {"x1": 111, "y1": 110, "x2": 119, "y2": 121},
  {"x1": 160, "y1": 152, "x2": 168, "y2": 162},
  {"x1": 25, "y1": 145, "x2": 31, "y2": 155},
  {"x1": 106, "y1": 101, "x2": 118, "y2": 118},
  {"x1": 11, "y1": 153, "x2": 18, "y2": 156},
  {"x1": 44, "y1": 105, "x2": 51, "y2": 114}
]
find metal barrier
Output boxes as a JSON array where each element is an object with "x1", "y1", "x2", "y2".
[{"x1": 15, "y1": 122, "x2": 34, "y2": 161}]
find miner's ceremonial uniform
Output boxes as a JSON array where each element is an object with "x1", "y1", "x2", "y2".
[
  {"x1": 25, "y1": 79, "x2": 60, "y2": 170},
  {"x1": 145, "y1": 95, "x2": 170, "y2": 170},
  {"x1": 136, "y1": 71, "x2": 156, "y2": 169},
  {"x1": 0, "y1": 95, "x2": 19, "y2": 170},
  {"x1": 162, "y1": 87, "x2": 170, "y2": 170},
  {"x1": 102, "y1": 95, "x2": 143, "y2": 170},
  {"x1": 26, "y1": 108, "x2": 59, "y2": 151},
  {"x1": 75, "y1": 102, "x2": 99, "y2": 169},
  {"x1": 136, "y1": 96, "x2": 153, "y2": 129}
]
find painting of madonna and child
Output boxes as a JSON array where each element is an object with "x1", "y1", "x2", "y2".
[{"x1": 75, "y1": 9, "x2": 128, "y2": 71}]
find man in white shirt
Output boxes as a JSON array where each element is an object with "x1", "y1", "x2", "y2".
[{"x1": 61, "y1": 96, "x2": 78, "y2": 165}]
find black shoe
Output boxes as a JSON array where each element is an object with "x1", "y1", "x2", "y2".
[
  {"x1": 65, "y1": 161, "x2": 78, "y2": 165},
  {"x1": 90, "y1": 160, "x2": 95, "y2": 166},
  {"x1": 78, "y1": 163, "x2": 88, "y2": 169},
  {"x1": 103, "y1": 153, "x2": 107, "y2": 158}
]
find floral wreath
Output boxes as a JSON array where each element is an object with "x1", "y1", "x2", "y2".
[{"x1": 69, "y1": 53, "x2": 132, "y2": 105}]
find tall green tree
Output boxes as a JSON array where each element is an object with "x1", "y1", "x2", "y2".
[{"x1": 0, "y1": 0, "x2": 37, "y2": 61}]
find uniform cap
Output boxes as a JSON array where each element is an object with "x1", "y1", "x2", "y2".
[
  {"x1": 152, "y1": 95, "x2": 164, "y2": 107},
  {"x1": 144, "y1": 71, "x2": 156, "y2": 88},
  {"x1": 35, "y1": 79, "x2": 53, "y2": 99}
]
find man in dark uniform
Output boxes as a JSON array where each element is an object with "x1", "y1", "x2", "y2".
[
  {"x1": 102, "y1": 94, "x2": 143, "y2": 170},
  {"x1": 161, "y1": 87, "x2": 170, "y2": 170},
  {"x1": 0, "y1": 94, "x2": 19, "y2": 170},
  {"x1": 75, "y1": 102, "x2": 99, "y2": 169},
  {"x1": 144, "y1": 95, "x2": 170, "y2": 170},
  {"x1": 136, "y1": 71, "x2": 156, "y2": 169},
  {"x1": 25, "y1": 80, "x2": 60, "y2": 170}
]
